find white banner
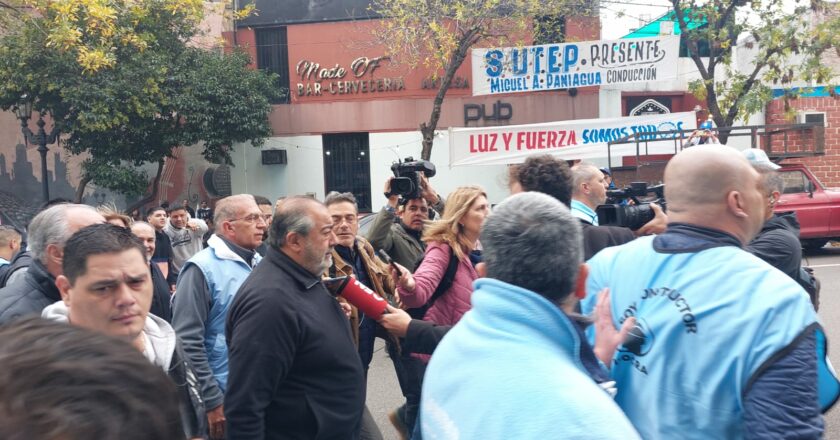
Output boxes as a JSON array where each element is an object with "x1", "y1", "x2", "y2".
[
  {"x1": 471, "y1": 36, "x2": 680, "y2": 96},
  {"x1": 448, "y1": 112, "x2": 697, "y2": 167}
]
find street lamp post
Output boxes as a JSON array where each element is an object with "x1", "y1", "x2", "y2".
[{"x1": 15, "y1": 98, "x2": 59, "y2": 203}]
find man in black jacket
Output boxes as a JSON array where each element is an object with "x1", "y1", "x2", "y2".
[
  {"x1": 131, "y1": 221, "x2": 173, "y2": 322},
  {"x1": 0, "y1": 204, "x2": 104, "y2": 324},
  {"x1": 744, "y1": 162, "x2": 802, "y2": 282},
  {"x1": 569, "y1": 162, "x2": 666, "y2": 259},
  {"x1": 225, "y1": 196, "x2": 365, "y2": 439}
]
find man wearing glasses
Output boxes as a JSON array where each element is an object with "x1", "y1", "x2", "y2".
[{"x1": 172, "y1": 194, "x2": 267, "y2": 440}]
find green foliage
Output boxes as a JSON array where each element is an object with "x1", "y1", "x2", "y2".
[
  {"x1": 370, "y1": 0, "x2": 594, "y2": 159},
  {"x1": 0, "y1": 0, "x2": 277, "y2": 198},
  {"x1": 674, "y1": 0, "x2": 840, "y2": 133}
]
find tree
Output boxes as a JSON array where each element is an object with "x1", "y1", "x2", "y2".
[
  {"x1": 0, "y1": 0, "x2": 277, "y2": 208},
  {"x1": 673, "y1": 0, "x2": 840, "y2": 143},
  {"x1": 370, "y1": 0, "x2": 593, "y2": 160},
  {"x1": 65, "y1": 49, "x2": 279, "y2": 210}
]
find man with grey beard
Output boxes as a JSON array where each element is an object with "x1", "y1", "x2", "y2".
[{"x1": 225, "y1": 196, "x2": 365, "y2": 439}]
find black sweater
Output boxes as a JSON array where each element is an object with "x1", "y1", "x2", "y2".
[{"x1": 225, "y1": 247, "x2": 365, "y2": 439}]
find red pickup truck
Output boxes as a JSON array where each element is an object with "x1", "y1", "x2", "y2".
[{"x1": 775, "y1": 163, "x2": 840, "y2": 250}]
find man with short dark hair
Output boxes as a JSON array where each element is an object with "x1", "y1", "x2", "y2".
[
  {"x1": 182, "y1": 199, "x2": 196, "y2": 218},
  {"x1": 253, "y1": 195, "x2": 273, "y2": 257},
  {"x1": 173, "y1": 194, "x2": 265, "y2": 440},
  {"x1": 197, "y1": 201, "x2": 213, "y2": 222},
  {"x1": 0, "y1": 204, "x2": 104, "y2": 324},
  {"x1": 509, "y1": 155, "x2": 574, "y2": 206},
  {"x1": 225, "y1": 196, "x2": 365, "y2": 439},
  {"x1": 42, "y1": 224, "x2": 206, "y2": 438},
  {"x1": 367, "y1": 176, "x2": 444, "y2": 269},
  {"x1": 420, "y1": 192, "x2": 640, "y2": 438},
  {"x1": 324, "y1": 191, "x2": 395, "y2": 372},
  {"x1": 582, "y1": 146, "x2": 837, "y2": 438},
  {"x1": 0, "y1": 318, "x2": 184, "y2": 440},
  {"x1": 164, "y1": 205, "x2": 208, "y2": 273},
  {"x1": 147, "y1": 206, "x2": 177, "y2": 288}
]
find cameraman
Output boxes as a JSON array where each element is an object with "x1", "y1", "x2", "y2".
[
  {"x1": 367, "y1": 175, "x2": 445, "y2": 269},
  {"x1": 570, "y1": 163, "x2": 667, "y2": 259},
  {"x1": 366, "y1": 174, "x2": 443, "y2": 439}
]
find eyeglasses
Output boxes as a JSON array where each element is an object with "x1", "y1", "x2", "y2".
[{"x1": 229, "y1": 213, "x2": 267, "y2": 224}]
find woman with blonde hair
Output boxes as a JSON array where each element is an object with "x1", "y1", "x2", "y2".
[
  {"x1": 388, "y1": 185, "x2": 489, "y2": 437},
  {"x1": 391, "y1": 185, "x2": 489, "y2": 330}
]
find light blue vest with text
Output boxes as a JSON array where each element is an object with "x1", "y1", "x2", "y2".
[{"x1": 582, "y1": 236, "x2": 831, "y2": 439}]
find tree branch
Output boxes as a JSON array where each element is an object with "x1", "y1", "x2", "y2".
[
  {"x1": 723, "y1": 47, "x2": 778, "y2": 127},
  {"x1": 125, "y1": 159, "x2": 165, "y2": 214}
]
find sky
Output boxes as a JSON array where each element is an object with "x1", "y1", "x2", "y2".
[{"x1": 598, "y1": 0, "x2": 674, "y2": 40}]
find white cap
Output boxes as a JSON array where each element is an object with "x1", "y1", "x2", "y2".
[{"x1": 742, "y1": 149, "x2": 780, "y2": 169}]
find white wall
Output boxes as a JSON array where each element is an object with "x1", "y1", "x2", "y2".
[
  {"x1": 229, "y1": 135, "x2": 325, "y2": 202},
  {"x1": 229, "y1": 130, "x2": 512, "y2": 209}
]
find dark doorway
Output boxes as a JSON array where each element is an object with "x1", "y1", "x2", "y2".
[{"x1": 323, "y1": 133, "x2": 371, "y2": 212}]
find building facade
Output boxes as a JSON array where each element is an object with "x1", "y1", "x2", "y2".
[{"x1": 220, "y1": 8, "x2": 601, "y2": 209}]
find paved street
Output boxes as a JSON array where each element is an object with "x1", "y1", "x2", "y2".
[
  {"x1": 366, "y1": 245, "x2": 840, "y2": 439},
  {"x1": 806, "y1": 245, "x2": 840, "y2": 439}
]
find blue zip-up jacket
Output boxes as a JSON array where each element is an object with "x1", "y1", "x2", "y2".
[
  {"x1": 582, "y1": 223, "x2": 839, "y2": 439},
  {"x1": 173, "y1": 235, "x2": 260, "y2": 409},
  {"x1": 421, "y1": 278, "x2": 641, "y2": 439}
]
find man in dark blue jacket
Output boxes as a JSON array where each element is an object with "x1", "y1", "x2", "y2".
[
  {"x1": 745, "y1": 163, "x2": 802, "y2": 281},
  {"x1": 225, "y1": 196, "x2": 364, "y2": 439}
]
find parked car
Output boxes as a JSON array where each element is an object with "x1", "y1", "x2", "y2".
[{"x1": 775, "y1": 163, "x2": 840, "y2": 250}]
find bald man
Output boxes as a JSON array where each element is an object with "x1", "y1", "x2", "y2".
[{"x1": 581, "y1": 146, "x2": 838, "y2": 439}]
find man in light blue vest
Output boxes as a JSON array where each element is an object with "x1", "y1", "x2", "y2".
[
  {"x1": 582, "y1": 145, "x2": 839, "y2": 439},
  {"x1": 173, "y1": 194, "x2": 266, "y2": 440}
]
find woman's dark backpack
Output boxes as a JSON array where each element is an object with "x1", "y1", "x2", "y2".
[{"x1": 407, "y1": 246, "x2": 459, "y2": 320}]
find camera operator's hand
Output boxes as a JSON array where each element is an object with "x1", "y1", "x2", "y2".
[
  {"x1": 419, "y1": 173, "x2": 441, "y2": 206},
  {"x1": 383, "y1": 177, "x2": 399, "y2": 208},
  {"x1": 634, "y1": 202, "x2": 667, "y2": 236},
  {"x1": 389, "y1": 262, "x2": 415, "y2": 292}
]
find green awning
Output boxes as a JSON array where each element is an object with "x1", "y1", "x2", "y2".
[{"x1": 622, "y1": 9, "x2": 706, "y2": 39}]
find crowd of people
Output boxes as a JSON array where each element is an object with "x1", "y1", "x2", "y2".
[{"x1": 0, "y1": 145, "x2": 837, "y2": 440}]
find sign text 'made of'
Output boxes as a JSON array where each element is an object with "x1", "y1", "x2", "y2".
[{"x1": 471, "y1": 36, "x2": 679, "y2": 96}]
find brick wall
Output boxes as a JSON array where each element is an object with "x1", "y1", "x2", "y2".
[{"x1": 766, "y1": 96, "x2": 840, "y2": 187}]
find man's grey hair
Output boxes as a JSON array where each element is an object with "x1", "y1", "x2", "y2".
[
  {"x1": 130, "y1": 221, "x2": 154, "y2": 232},
  {"x1": 753, "y1": 164, "x2": 783, "y2": 195},
  {"x1": 29, "y1": 204, "x2": 99, "y2": 263},
  {"x1": 268, "y1": 196, "x2": 320, "y2": 249},
  {"x1": 214, "y1": 194, "x2": 256, "y2": 232},
  {"x1": 570, "y1": 163, "x2": 601, "y2": 196},
  {"x1": 324, "y1": 191, "x2": 358, "y2": 210},
  {"x1": 481, "y1": 192, "x2": 583, "y2": 301}
]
